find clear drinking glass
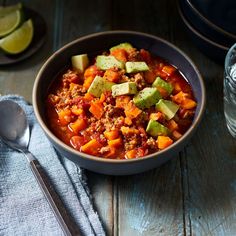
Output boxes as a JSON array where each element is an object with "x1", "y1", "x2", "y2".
[{"x1": 224, "y1": 43, "x2": 236, "y2": 137}]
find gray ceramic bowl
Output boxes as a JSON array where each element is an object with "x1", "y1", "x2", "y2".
[
  {"x1": 33, "y1": 31, "x2": 206, "y2": 175},
  {"x1": 178, "y1": 3, "x2": 229, "y2": 63},
  {"x1": 179, "y1": 0, "x2": 236, "y2": 47}
]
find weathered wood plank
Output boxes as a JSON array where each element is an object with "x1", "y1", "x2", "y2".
[
  {"x1": 111, "y1": 0, "x2": 170, "y2": 39},
  {"x1": 87, "y1": 173, "x2": 114, "y2": 236},
  {"x1": 117, "y1": 161, "x2": 184, "y2": 236},
  {"x1": 60, "y1": 0, "x2": 112, "y2": 46},
  {"x1": 58, "y1": 1, "x2": 114, "y2": 235}
]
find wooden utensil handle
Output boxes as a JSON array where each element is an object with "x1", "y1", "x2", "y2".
[{"x1": 30, "y1": 159, "x2": 81, "y2": 236}]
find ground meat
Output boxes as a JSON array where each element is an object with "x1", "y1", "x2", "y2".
[
  {"x1": 62, "y1": 70, "x2": 83, "y2": 87},
  {"x1": 113, "y1": 116, "x2": 124, "y2": 129},
  {"x1": 128, "y1": 49, "x2": 142, "y2": 61},
  {"x1": 69, "y1": 84, "x2": 86, "y2": 97},
  {"x1": 99, "y1": 134, "x2": 107, "y2": 144},
  {"x1": 104, "y1": 104, "x2": 124, "y2": 118},
  {"x1": 48, "y1": 94, "x2": 60, "y2": 105},
  {"x1": 134, "y1": 73, "x2": 147, "y2": 90},
  {"x1": 178, "y1": 108, "x2": 195, "y2": 119},
  {"x1": 94, "y1": 120, "x2": 106, "y2": 133},
  {"x1": 86, "y1": 119, "x2": 105, "y2": 134},
  {"x1": 100, "y1": 117, "x2": 114, "y2": 130},
  {"x1": 103, "y1": 91, "x2": 115, "y2": 105},
  {"x1": 120, "y1": 75, "x2": 130, "y2": 83},
  {"x1": 134, "y1": 111, "x2": 149, "y2": 126},
  {"x1": 125, "y1": 138, "x2": 138, "y2": 150},
  {"x1": 146, "y1": 137, "x2": 157, "y2": 149},
  {"x1": 99, "y1": 146, "x2": 111, "y2": 155}
]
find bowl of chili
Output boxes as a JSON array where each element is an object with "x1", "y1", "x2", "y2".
[{"x1": 33, "y1": 31, "x2": 206, "y2": 175}]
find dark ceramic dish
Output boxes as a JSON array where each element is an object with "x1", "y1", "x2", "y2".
[
  {"x1": 33, "y1": 31, "x2": 206, "y2": 175},
  {"x1": 179, "y1": 0, "x2": 236, "y2": 47},
  {"x1": 178, "y1": 3, "x2": 229, "y2": 63},
  {"x1": 191, "y1": 0, "x2": 236, "y2": 35},
  {"x1": 0, "y1": 8, "x2": 47, "y2": 66}
]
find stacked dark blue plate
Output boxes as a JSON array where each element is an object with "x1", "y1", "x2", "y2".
[{"x1": 178, "y1": 0, "x2": 236, "y2": 63}]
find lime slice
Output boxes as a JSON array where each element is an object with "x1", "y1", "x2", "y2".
[
  {"x1": 0, "y1": 3, "x2": 22, "y2": 17},
  {"x1": 0, "y1": 10, "x2": 22, "y2": 37},
  {"x1": 0, "y1": 19, "x2": 33, "y2": 54}
]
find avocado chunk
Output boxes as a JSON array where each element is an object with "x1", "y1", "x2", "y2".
[
  {"x1": 71, "y1": 54, "x2": 89, "y2": 73},
  {"x1": 133, "y1": 87, "x2": 161, "y2": 109},
  {"x1": 156, "y1": 99, "x2": 179, "y2": 120},
  {"x1": 96, "y1": 55, "x2": 124, "y2": 70},
  {"x1": 146, "y1": 119, "x2": 170, "y2": 137},
  {"x1": 112, "y1": 82, "x2": 137, "y2": 97},
  {"x1": 125, "y1": 61, "x2": 149, "y2": 73},
  {"x1": 88, "y1": 75, "x2": 115, "y2": 97},
  {"x1": 110, "y1": 42, "x2": 133, "y2": 52},
  {"x1": 152, "y1": 77, "x2": 173, "y2": 95}
]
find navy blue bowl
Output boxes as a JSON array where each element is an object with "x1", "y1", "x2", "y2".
[
  {"x1": 179, "y1": 0, "x2": 236, "y2": 47},
  {"x1": 192, "y1": 0, "x2": 236, "y2": 35},
  {"x1": 33, "y1": 31, "x2": 206, "y2": 175},
  {"x1": 178, "y1": 3, "x2": 229, "y2": 63}
]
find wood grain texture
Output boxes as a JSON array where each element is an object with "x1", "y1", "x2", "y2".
[
  {"x1": 112, "y1": 0, "x2": 170, "y2": 39},
  {"x1": 117, "y1": 161, "x2": 184, "y2": 236},
  {"x1": 60, "y1": 0, "x2": 112, "y2": 46}
]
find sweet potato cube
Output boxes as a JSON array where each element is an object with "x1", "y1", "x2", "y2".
[
  {"x1": 69, "y1": 119, "x2": 87, "y2": 134},
  {"x1": 81, "y1": 139, "x2": 102, "y2": 155},
  {"x1": 157, "y1": 136, "x2": 173, "y2": 150},
  {"x1": 108, "y1": 138, "x2": 123, "y2": 148},
  {"x1": 104, "y1": 129, "x2": 119, "y2": 140}
]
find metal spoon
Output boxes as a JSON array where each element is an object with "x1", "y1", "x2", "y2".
[{"x1": 0, "y1": 100, "x2": 81, "y2": 236}]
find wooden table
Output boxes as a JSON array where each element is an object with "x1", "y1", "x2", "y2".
[{"x1": 1, "y1": 0, "x2": 236, "y2": 235}]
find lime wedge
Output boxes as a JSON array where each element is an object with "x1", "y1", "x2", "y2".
[
  {"x1": 0, "y1": 3, "x2": 22, "y2": 17},
  {"x1": 0, "y1": 19, "x2": 33, "y2": 54},
  {"x1": 0, "y1": 10, "x2": 22, "y2": 37}
]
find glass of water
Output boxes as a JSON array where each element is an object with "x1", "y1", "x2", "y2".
[{"x1": 224, "y1": 43, "x2": 236, "y2": 137}]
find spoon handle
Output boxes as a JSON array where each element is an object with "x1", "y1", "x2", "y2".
[{"x1": 29, "y1": 157, "x2": 82, "y2": 236}]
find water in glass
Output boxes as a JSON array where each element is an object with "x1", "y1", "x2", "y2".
[{"x1": 224, "y1": 45, "x2": 236, "y2": 137}]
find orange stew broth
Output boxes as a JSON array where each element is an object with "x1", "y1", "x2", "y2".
[{"x1": 46, "y1": 46, "x2": 197, "y2": 159}]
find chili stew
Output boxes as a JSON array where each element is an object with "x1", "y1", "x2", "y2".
[{"x1": 46, "y1": 43, "x2": 197, "y2": 159}]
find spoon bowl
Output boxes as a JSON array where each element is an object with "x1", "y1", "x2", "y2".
[{"x1": 0, "y1": 100, "x2": 29, "y2": 151}]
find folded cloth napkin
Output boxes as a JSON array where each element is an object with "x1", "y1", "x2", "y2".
[{"x1": 0, "y1": 95, "x2": 105, "y2": 236}]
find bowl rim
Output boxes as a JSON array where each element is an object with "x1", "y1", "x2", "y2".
[
  {"x1": 184, "y1": 0, "x2": 236, "y2": 40},
  {"x1": 178, "y1": 3, "x2": 229, "y2": 51},
  {"x1": 33, "y1": 30, "x2": 206, "y2": 164}
]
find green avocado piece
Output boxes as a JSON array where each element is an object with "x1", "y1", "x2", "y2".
[
  {"x1": 133, "y1": 87, "x2": 161, "y2": 109},
  {"x1": 88, "y1": 75, "x2": 115, "y2": 97},
  {"x1": 125, "y1": 61, "x2": 149, "y2": 73},
  {"x1": 152, "y1": 77, "x2": 173, "y2": 95},
  {"x1": 110, "y1": 42, "x2": 133, "y2": 52},
  {"x1": 96, "y1": 55, "x2": 124, "y2": 70},
  {"x1": 156, "y1": 99, "x2": 179, "y2": 120},
  {"x1": 146, "y1": 119, "x2": 170, "y2": 137},
  {"x1": 112, "y1": 82, "x2": 137, "y2": 97},
  {"x1": 71, "y1": 54, "x2": 89, "y2": 73}
]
